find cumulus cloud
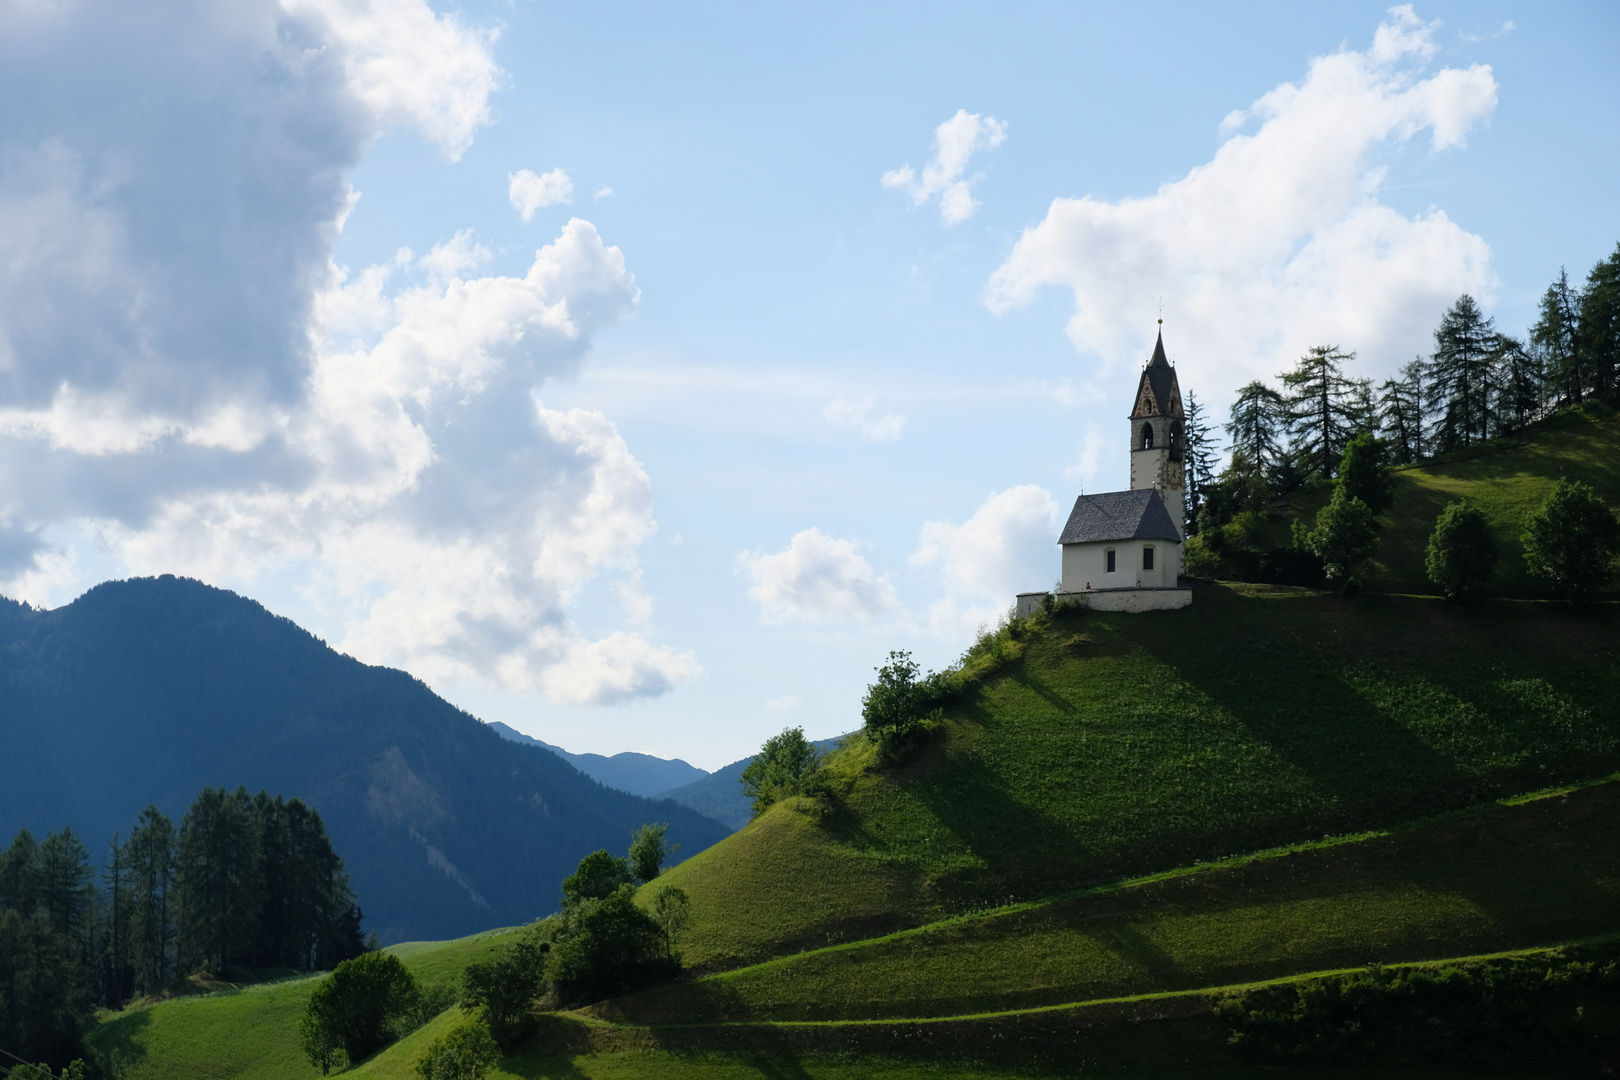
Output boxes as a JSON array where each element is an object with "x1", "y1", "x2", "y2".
[
  {"x1": 0, "y1": 0, "x2": 696, "y2": 707},
  {"x1": 985, "y1": 5, "x2": 1498, "y2": 408},
  {"x1": 738, "y1": 529, "x2": 900, "y2": 625},
  {"x1": 823, "y1": 397, "x2": 906, "y2": 443},
  {"x1": 882, "y1": 109, "x2": 1008, "y2": 224},
  {"x1": 509, "y1": 168, "x2": 575, "y2": 221},
  {"x1": 912, "y1": 486, "x2": 1059, "y2": 636}
]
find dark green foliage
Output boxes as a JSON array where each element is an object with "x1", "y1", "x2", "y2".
[
  {"x1": 1280, "y1": 344, "x2": 1361, "y2": 476},
  {"x1": 861, "y1": 652, "x2": 948, "y2": 765},
  {"x1": 1180, "y1": 390, "x2": 1218, "y2": 532},
  {"x1": 1223, "y1": 380, "x2": 1286, "y2": 487},
  {"x1": 462, "y1": 931, "x2": 547, "y2": 1050},
  {"x1": 546, "y1": 884, "x2": 678, "y2": 1007},
  {"x1": 1533, "y1": 268, "x2": 1588, "y2": 406},
  {"x1": 415, "y1": 1014, "x2": 500, "y2": 1080},
  {"x1": 125, "y1": 806, "x2": 175, "y2": 997},
  {"x1": 560, "y1": 851, "x2": 633, "y2": 910},
  {"x1": 1581, "y1": 243, "x2": 1620, "y2": 395},
  {"x1": 1217, "y1": 946, "x2": 1620, "y2": 1071},
  {"x1": 1429, "y1": 294, "x2": 1498, "y2": 450},
  {"x1": 177, "y1": 787, "x2": 263, "y2": 974},
  {"x1": 627, "y1": 823, "x2": 676, "y2": 884},
  {"x1": 0, "y1": 856, "x2": 95, "y2": 1069},
  {"x1": 1491, "y1": 332, "x2": 1543, "y2": 432},
  {"x1": 1521, "y1": 477, "x2": 1620, "y2": 603},
  {"x1": 300, "y1": 950, "x2": 421, "y2": 1073},
  {"x1": 740, "y1": 726, "x2": 829, "y2": 812},
  {"x1": 0, "y1": 576, "x2": 730, "y2": 943},
  {"x1": 649, "y1": 885, "x2": 692, "y2": 958},
  {"x1": 1298, "y1": 486, "x2": 1378, "y2": 588},
  {"x1": 8, "y1": 1063, "x2": 87, "y2": 1080},
  {"x1": 1336, "y1": 433, "x2": 1392, "y2": 515},
  {"x1": 1425, "y1": 501, "x2": 1497, "y2": 600},
  {"x1": 1377, "y1": 359, "x2": 1426, "y2": 464}
]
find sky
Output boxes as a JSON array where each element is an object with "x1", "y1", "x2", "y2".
[{"x1": 1, "y1": 1, "x2": 1616, "y2": 771}]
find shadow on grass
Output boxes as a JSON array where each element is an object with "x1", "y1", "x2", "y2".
[{"x1": 84, "y1": 1005, "x2": 151, "y2": 1075}]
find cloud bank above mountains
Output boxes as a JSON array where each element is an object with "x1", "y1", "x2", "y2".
[
  {"x1": 0, "y1": 0, "x2": 695, "y2": 704},
  {"x1": 986, "y1": 5, "x2": 1498, "y2": 401}
]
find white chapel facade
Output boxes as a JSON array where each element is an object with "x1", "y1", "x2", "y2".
[{"x1": 1017, "y1": 328, "x2": 1193, "y2": 615}]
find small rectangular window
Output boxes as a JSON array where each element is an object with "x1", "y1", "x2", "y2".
[
  {"x1": 1143, "y1": 546, "x2": 1155, "y2": 571},
  {"x1": 1105, "y1": 549, "x2": 1116, "y2": 573}
]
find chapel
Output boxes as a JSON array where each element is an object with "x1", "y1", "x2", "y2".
[{"x1": 1016, "y1": 326, "x2": 1194, "y2": 615}]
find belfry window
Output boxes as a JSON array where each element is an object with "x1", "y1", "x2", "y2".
[
  {"x1": 1140, "y1": 424, "x2": 1154, "y2": 450},
  {"x1": 1143, "y1": 546, "x2": 1155, "y2": 571}
]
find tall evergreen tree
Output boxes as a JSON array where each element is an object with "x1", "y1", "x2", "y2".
[
  {"x1": 1280, "y1": 345, "x2": 1359, "y2": 477},
  {"x1": 252, "y1": 794, "x2": 357, "y2": 970},
  {"x1": 1490, "y1": 333, "x2": 1543, "y2": 434},
  {"x1": 126, "y1": 806, "x2": 175, "y2": 994},
  {"x1": 101, "y1": 832, "x2": 132, "y2": 1006},
  {"x1": 1532, "y1": 269, "x2": 1586, "y2": 406},
  {"x1": 177, "y1": 787, "x2": 263, "y2": 973},
  {"x1": 1377, "y1": 359, "x2": 1426, "y2": 464},
  {"x1": 36, "y1": 830, "x2": 92, "y2": 953},
  {"x1": 1580, "y1": 243, "x2": 1620, "y2": 396},
  {"x1": 1224, "y1": 381, "x2": 1286, "y2": 486},
  {"x1": 1181, "y1": 390, "x2": 1219, "y2": 533},
  {"x1": 1429, "y1": 295, "x2": 1497, "y2": 449}
]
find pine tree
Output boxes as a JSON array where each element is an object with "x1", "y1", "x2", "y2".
[
  {"x1": 126, "y1": 806, "x2": 175, "y2": 994},
  {"x1": 1377, "y1": 359, "x2": 1426, "y2": 464},
  {"x1": 1181, "y1": 391, "x2": 1219, "y2": 533},
  {"x1": 37, "y1": 830, "x2": 92, "y2": 952},
  {"x1": 1280, "y1": 345, "x2": 1359, "y2": 477},
  {"x1": 1224, "y1": 381, "x2": 1286, "y2": 487},
  {"x1": 1532, "y1": 269, "x2": 1586, "y2": 406},
  {"x1": 1580, "y1": 243, "x2": 1620, "y2": 397},
  {"x1": 1429, "y1": 295, "x2": 1497, "y2": 449}
]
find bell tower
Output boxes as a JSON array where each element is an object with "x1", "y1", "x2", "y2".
[{"x1": 1128, "y1": 324, "x2": 1185, "y2": 537}]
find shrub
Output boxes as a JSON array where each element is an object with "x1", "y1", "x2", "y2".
[
  {"x1": 415, "y1": 1014, "x2": 500, "y2": 1080},
  {"x1": 1297, "y1": 486, "x2": 1378, "y2": 589},
  {"x1": 461, "y1": 931, "x2": 547, "y2": 1051},
  {"x1": 1522, "y1": 477, "x2": 1620, "y2": 603},
  {"x1": 1425, "y1": 501, "x2": 1497, "y2": 600},
  {"x1": 545, "y1": 884, "x2": 677, "y2": 1007},
  {"x1": 861, "y1": 651, "x2": 946, "y2": 763},
  {"x1": 301, "y1": 950, "x2": 421, "y2": 1074},
  {"x1": 627, "y1": 823, "x2": 676, "y2": 884},
  {"x1": 560, "y1": 850, "x2": 632, "y2": 909},
  {"x1": 739, "y1": 727, "x2": 827, "y2": 815},
  {"x1": 1337, "y1": 433, "x2": 1393, "y2": 514}
]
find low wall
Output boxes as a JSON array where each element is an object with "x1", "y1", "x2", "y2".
[{"x1": 1014, "y1": 587, "x2": 1193, "y2": 614}]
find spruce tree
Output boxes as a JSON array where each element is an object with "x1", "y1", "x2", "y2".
[
  {"x1": 126, "y1": 806, "x2": 175, "y2": 994},
  {"x1": 1429, "y1": 295, "x2": 1497, "y2": 449},
  {"x1": 177, "y1": 787, "x2": 263, "y2": 973},
  {"x1": 1580, "y1": 243, "x2": 1620, "y2": 396},
  {"x1": 1181, "y1": 390, "x2": 1218, "y2": 532},
  {"x1": 1532, "y1": 269, "x2": 1586, "y2": 405},
  {"x1": 1224, "y1": 381, "x2": 1286, "y2": 487},
  {"x1": 1280, "y1": 345, "x2": 1359, "y2": 476}
]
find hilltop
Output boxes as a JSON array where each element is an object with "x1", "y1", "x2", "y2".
[{"x1": 0, "y1": 577, "x2": 730, "y2": 942}]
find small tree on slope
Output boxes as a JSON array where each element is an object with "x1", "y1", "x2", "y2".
[
  {"x1": 1426, "y1": 502, "x2": 1497, "y2": 601},
  {"x1": 1522, "y1": 479, "x2": 1620, "y2": 604}
]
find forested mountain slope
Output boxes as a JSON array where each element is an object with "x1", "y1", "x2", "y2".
[
  {"x1": 0, "y1": 576, "x2": 729, "y2": 943},
  {"x1": 487, "y1": 722, "x2": 708, "y2": 798}
]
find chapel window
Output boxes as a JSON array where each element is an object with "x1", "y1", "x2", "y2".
[
  {"x1": 1143, "y1": 546, "x2": 1155, "y2": 571},
  {"x1": 1141, "y1": 424, "x2": 1154, "y2": 450},
  {"x1": 1105, "y1": 549, "x2": 1116, "y2": 573}
]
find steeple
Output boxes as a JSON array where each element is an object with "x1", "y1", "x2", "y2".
[{"x1": 1128, "y1": 324, "x2": 1186, "y2": 536}]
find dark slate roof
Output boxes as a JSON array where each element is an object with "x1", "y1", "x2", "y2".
[
  {"x1": 1058, "y1": 488, "x2": 1183, "y2": 545},
  {"x1": 1130, "y1": 330, "x2": 1183, "y2": 420}
]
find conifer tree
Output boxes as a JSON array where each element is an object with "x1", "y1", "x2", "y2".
[
  {"x1": 1429, "y1": 295, "x2": 1497, "y2": 449},
  {"x1": 1224, "y1": 381, "x2": 1286, "y2": 487},
  {"x1": 126, "y1": 806, "x2": 175, "y2": 994},
  {"x1": 1490, "y1": 333, "x2": 1542, "y2": 433},
  {"x1": 1181, "y1": 390, "x2": 1218, "y2": 532},
  {"x1": 177, "y1": 787, "x2": 263, "y2": 973},
  {"x1": 1580, "y1": 243, "x2": 1620, "y2": 395},
  {"x1": 1532, "y1": 269, "x2": 1586, "y2": 405},
  {"x1": 1377, "y1": 359, "x2": 1426, "y2": 464},
  {"x1": 1280, "y1": 345, "x2": 1359, "y2": 476}
]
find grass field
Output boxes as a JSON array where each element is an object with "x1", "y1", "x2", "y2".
[{"x1": 657, "y1": 584, "x2": 1620, "y2": 969}]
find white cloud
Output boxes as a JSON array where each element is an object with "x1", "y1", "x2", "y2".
[
  {"x1": 509, "y1": 168, "x2": 575, "y2": 221},
  {"x1": 765, "y1": 695, "x2": 803, "y2": 711},
  {"x1": 594, "y1": 186, "x2": 614, "y2": 200},
  {"x1": 912, "y1": 486, "x2": 1059, "y2": 636},
  {"x1": 823, "y1": 397, "x2": 906, "y2": 443},
  {"x1": 0, "y1": 2, "x2": 692, "y2": 708},
  {"x1": 738, "y1": 528, "x2": 900, "y2": 625},
  {"x1": 985, "y1": 5, "x2": 1498, "y2": 412},
  {"x1": 882, "y1": 109, "x2": 1007, "y2": 225}
]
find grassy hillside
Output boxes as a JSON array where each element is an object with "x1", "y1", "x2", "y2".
[{"x1": 655, "y1": 585, "x2": 1620, "y2": 969}]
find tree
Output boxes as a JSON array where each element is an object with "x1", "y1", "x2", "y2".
[
  {"x1": 1336, "y1": 434, "x2": 1393, "y2": 516},
  {"x1": 1429, "y1": 295, "x2": 1497, "y2": 449},
  {"x1": 649, "y1": 886, "x2": 691, "y2": 959},
  {"x1": 1181, "y1": 390, "x2": 1219, "y2": 532},
  {"x1": 1426, "y1": 502, "x2": 1497, "y2": 601},
  {"x1": 740, "y1": 726, "x2": 828, "y2": 811},
  {"x1": 1532, "y1": 269, "x2": 1586, "y2": 406},
  {"x1": 252, "y1": 794, "x2": 359, "y2": 971},
  {"x1": 1378, "y1": 359, "x2": 1427, "y2": 464},
  {"x1": 101, "y1": 832, "x2": 131, "y2": 1007},
  {"x1": 560, "y1": 851, "x2": 633, "y2": 910},
  {"x1": 627, "y1": 824, "x2": 677, "y2": 885},
  {"x1": 416, "y1": 1015, "x2": 500, "y2": 1080},
  {"x1": 176, "y1": 787, "x2": 262, "y2": 973},
  {"x1": 462, "y1": 931, "x2": 547, "y2": 1051},
  {"x1": 1299, "y1": 486, "x2": 1379, "y2": 589},
  {"x1": 1521, "y1": 479, "x2": 1620, "y2": 604},
  {"x1": 1225, "y1": 380, "x2": 1287, "y2": 486},
  {"x1": 1280, "y1": 345, "x2": 1359, "y2": 477},
  {"x1": 0, "y1": 831, "x2": 96, "y2": 1071},
  {"x1": 1580, "y1": 243, "x2": 1620, "y2": 396},
  {"x1": 545, "y1": 884, "x2": 676, "y2": 1007},
  {"x1": 126, "y1": 806, "x2": 175, "y2": 996},
  {"x1": 301, "y1": 950, "x2": 421, "y2": 1074},
  {"x1": 1491, "y1": 333, "x2": 1543, "y2": 433},
  {"x1": 861, "y1": 652, "x2": 947, "y2": 765}
]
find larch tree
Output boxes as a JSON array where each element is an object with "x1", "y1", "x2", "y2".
[
  {"x1": 1378, "y1": 359, "x2": 1427, "y2": 464},
  {"x1": 1224, "y1": 381, "x2": 1287, "y2": 487},
  {"x1": 177, "y1": 786, "x2": 263, "y2": 974},
  {"x1": 1429, "y1": 295, "x2": 1497, "y2": 450},
  {"x1": 1532, "y1": 269, "x2": 1586, "y2": 406},
  {"x1": 1579, "y1": 243, "x2": 1620, "y2": 395},
  {"x1": 1280, "y1": 345, "x2": 1359, "y2": 477}
]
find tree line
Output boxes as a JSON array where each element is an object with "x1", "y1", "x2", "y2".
[
  {"x1": 1, "y1": 786, "x2": 366, "y2": 1071},
  {"x1": 1181, "y1": 243, "x2": 1620, "y2": 533}
]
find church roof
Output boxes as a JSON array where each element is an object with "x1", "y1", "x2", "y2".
[
  {"x1": 1130, "y1": 330, "x2": 1183, "y2": 420},
  {"x1": 1058, "y1": 488, "x2": 1182, "y2": 545}
]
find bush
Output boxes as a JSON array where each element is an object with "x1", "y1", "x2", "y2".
[
  {"x1": 415, "y1": 1014, "x2": 500, "y2": 1080},
  {"x1": 461, "y1": 931, "x2": 547, "y2": 1051},
  {"x1": 545, "y1": 885, "x2": 678, "y2": 1007},
  {"x1": 1426, "y1": 501, "x2": 1497, "y2": 600},
  {"x1": 300, "y1": 950, "x2": 421, "y2": 1074},
  {"x1": 627, "y1": 823, "x2": 676, "y2": 884},
  {"x1": 739, "y1": 727, "x2": 827, "y2": 815},
  {"x1": 1297, "y1": 486, "x2": 1378, "y2": 589},
  {"x1": 1522, "y1": 477, "x2": 1620, "y2": 603},
  {"x1": 861, "y1": 651, "x2": 946, "y2": 763}
]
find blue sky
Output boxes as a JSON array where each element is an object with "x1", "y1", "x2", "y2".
[{"x1": 1, "y1": 1, "x2": 1616, "y2": 769}]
